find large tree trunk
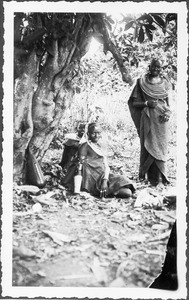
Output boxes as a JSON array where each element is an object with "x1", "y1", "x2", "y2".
[
  {"x1": 14, "y1": 45, "x2": 76, "y2": 181},
  {"x1": 13, "y1": 50, "x2": 37, "y2": 180},
  {"x1": 29, "y1": 39, "x2": 73, "y2": 159},
  {"x1": 13, "y1": 13, "x2": 92, "y2": 182}
]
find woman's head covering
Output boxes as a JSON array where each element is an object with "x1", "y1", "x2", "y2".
[
  {"x1": 88, "y1": 122, "x2": 99, "y2": 133},
  {"x1": 149, "y1": 58, "x2": 163, "y2": 69},
  {"x1": 77, "y1": 123, "x2": 86, "y2": 138}
]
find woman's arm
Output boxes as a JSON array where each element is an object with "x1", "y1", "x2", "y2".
[
  {"x1": 166, "y1": 88, "x2": 173, "y2": 107},
  {"x1": 132, "y1": 98, "x2": 157, "y2": 108},
  {"x1": 103, "y1": 157, "x2": 110, "y2": 180},
  {"x1": 132, "y1": 99, "x2": 148, "y2": 108},
  {"x1": 78, "y1": 142, "x2": 88, "y2": 162}
]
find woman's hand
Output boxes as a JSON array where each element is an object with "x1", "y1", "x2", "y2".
[
  {"x1": 147, "y1": 100, "x2": 158, "y2": 108},
  {"x1": 159, "y1": 114, "x2": 170, "y2": 123},
  {"x1": 100, "y1": 179, "x2": 108, "y2": 198}
]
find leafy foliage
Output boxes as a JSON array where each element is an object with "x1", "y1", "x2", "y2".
[
  {"x1": 111, "y1": 13, "x2": 177, "y2": 78},
  {"x1": 15, "y1": 12, "x2": 177, "y2": 84}
]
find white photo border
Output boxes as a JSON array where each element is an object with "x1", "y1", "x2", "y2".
[{"x1": 2, "y1": 1, "x2": 188, "y2": 299}]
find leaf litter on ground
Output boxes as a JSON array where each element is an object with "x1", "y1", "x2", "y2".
[
  {"x1": 90, "y1": 256, "x2": 108, "y2": 285},
  {"x1": 42, "y1": 230, "x2": 77, "y2": 246},
  {"x1": 13, "y1": 246, "x2": 38, "y2": 260},
  {"x1": 12, "y1": 168, "x2": 176, "y2": 287}
]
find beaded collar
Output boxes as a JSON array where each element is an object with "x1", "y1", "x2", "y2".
[
  {"x1": 88, "y1": 140, "x2": 106, "y2": 157},
  {"x1": 139, "y1": 74, "x2": 170, "y2": 99}
]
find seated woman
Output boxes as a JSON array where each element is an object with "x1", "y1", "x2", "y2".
[{"x1": 62, "y1": 123, "x2": 135, "y2": 199}]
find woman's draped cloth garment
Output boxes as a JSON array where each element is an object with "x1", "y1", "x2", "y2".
[
  {"x1": 62, "y1": 141, "x2": 135, "y2": 196},
  {"x1": 128, "y1": 75, "x2": 172, "y2": 183}
]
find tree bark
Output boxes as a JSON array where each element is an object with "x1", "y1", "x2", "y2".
[{"x1": 13, "y1": 50, "x2": 38, "y2": 180}]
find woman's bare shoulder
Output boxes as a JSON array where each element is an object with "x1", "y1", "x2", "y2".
[
  {"x1": 78, "y1": 142, "x2": 88, "y2": 155},
  {"x1": 79, "y1": 142, "x2": 88, "y2": 149}
]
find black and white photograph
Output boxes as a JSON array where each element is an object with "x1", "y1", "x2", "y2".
[{"x1": 1, "y1": 1, "x2": 188, "y2": 299}]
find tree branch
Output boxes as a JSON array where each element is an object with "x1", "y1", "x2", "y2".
[{"x1": 95, "y1": 14, "x2": 133, "y2": 86}]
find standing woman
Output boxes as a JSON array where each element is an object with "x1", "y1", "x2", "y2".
[{"x1": 128, "y1": 58, "x2": 172, "y2": 186}]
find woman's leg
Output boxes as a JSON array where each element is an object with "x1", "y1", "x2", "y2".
[
  {"x1": 116, "y1": 187, "x2": 132, "y2": 198},
  {"x1": 148, "y1": 162, "x2": 161, "y2": 186}
]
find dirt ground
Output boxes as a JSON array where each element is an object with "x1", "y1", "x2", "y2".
[{"x1": 12, "y1": 148, "x2": 176, "y2": 288}]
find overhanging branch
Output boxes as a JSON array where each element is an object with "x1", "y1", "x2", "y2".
[{"x1": 95, "y1": 14, "x2": 133, "y2": 86}]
